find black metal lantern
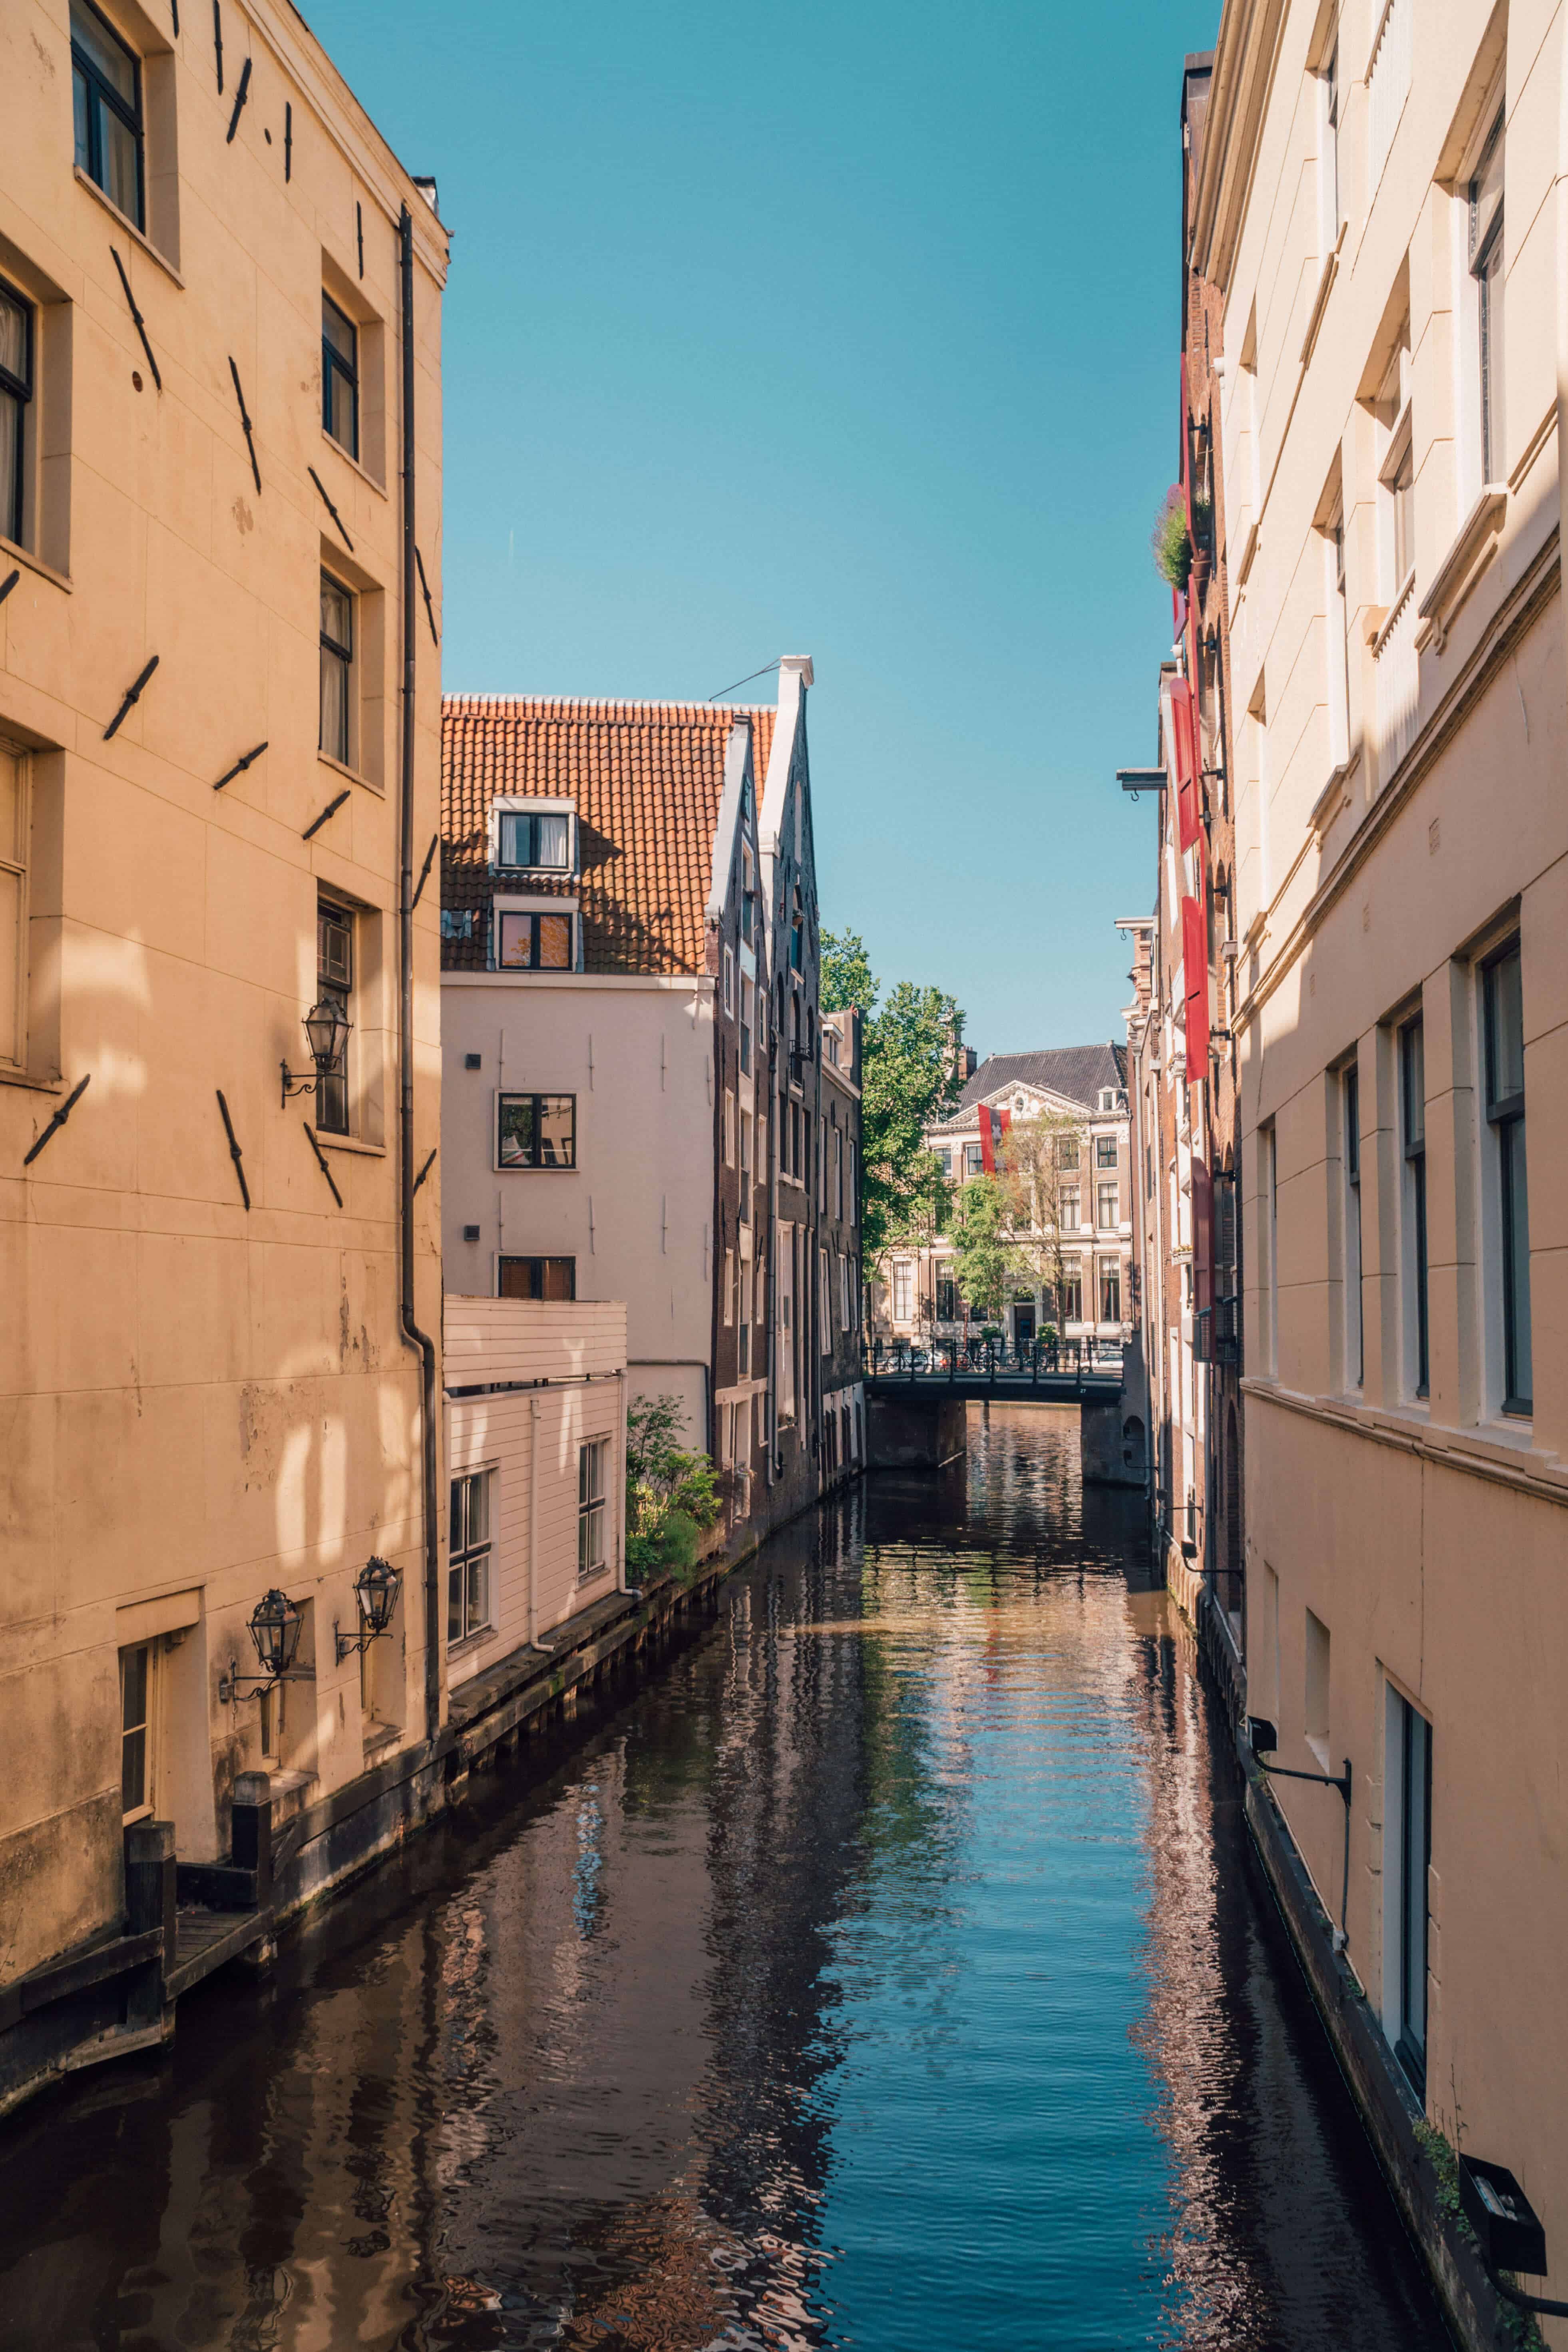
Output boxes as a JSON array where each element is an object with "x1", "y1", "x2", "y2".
[
  {"x1": 219, "y1": 1588, "x2": 310, "y2": 1702},
  {"x1": 336, "y1": 1555, "x2": 402, "y2": 1660},
  {"x1": 248, "y1": 1587, "x2": 304, "y2": 1675},
  {"x1": 282, "y1": 998, "x2": 352, "y2": 1104}
]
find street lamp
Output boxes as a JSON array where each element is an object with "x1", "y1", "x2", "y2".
[
  {"x1": 281, "y1": 996, "x2": 351, "y2": 1106},
  {"x1": 335, "y1": 1555, "x2": 402, "y2": 1660},
  {"x1": 219, "y1": 1588, "x2": 309, "y2": 1702}
]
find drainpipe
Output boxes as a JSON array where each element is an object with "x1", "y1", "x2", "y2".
[
  {"x1": 765, "y1": 975, "x2": 780, "y2": 1485},
  {"x1": 396, "y1": 202, "x2": 441, "y2": 1745},
  {"x1": 527, "y1": 1395, "x2": 541, "y2": 1644}
]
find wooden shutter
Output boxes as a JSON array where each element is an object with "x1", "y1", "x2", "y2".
[
  {"x1": 1182, "y1": 895, "x2": 1209, "y2": 1078},
  {"x1": 1192, "y1": 1156, "x2": 1213, "y2": 1315}
]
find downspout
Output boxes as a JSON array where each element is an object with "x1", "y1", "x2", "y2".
[
  {"x1": 765, "y1": 978, "x2": 780, "y2": 1485},
  {"x1": 396, "y1": 203, "x2": 441, "y2": 1745},
  {"x1": 527, "y1": 1395, "x2": 541, "y2": 1643}
]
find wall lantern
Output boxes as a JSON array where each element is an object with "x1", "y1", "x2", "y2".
[
  {"x1": 335, "y1": 1555, "x2": 402, "y2": 1661},
  {"x1": 281, "y1": 997, "x2": 351, "y2": 1106},
  {"x1": 219, "y1": 1588, "x2": 310, "y2": 1702},
  {"x1": 1246, "y1": 1717, "x2": 1353, "y2": 1950}
]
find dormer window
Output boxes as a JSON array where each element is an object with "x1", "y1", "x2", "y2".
[{"x1": 497, "y1": 804, "x2": 575, "y2": 874}]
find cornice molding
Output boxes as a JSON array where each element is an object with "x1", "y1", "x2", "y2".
[{"x1": 1190, "y1": 0, "x2": 1291, "y2": 289}]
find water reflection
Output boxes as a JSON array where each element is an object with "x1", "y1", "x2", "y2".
[{"x1": 0, "y1": 1407, "x2": 1448, "y2": 2351}]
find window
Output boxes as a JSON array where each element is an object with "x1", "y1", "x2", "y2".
[
  {"x1": 1095, "y1": 1135, "x2": 1117, "y2": 1168},
  {"x1": 936, "y1": 1274, "x2": 959, "y2": 1321},
  {"x1": 1321, "y1": 34, "x2": 1340, "y2": 250},
  {"x1": 578, "y1": 1439, "x2": 609, "y2": 1580},
  {"x1": 1061, "y1": 1186, "x2": 1080, "y2": 1230},
  {"x1": 319, "y1": 573, "x2": 353, "y2": 764},
  {"x1": 72, "y1": 0, "x2": 143, "y2": 229},
  {"x1": 1470, "y1": 110, "x2": 1505, "y2": 485},
  {"x1": 740, "y1": 977, "x2": 754, "y2": 1077},
  {"x1": 1097, "y1": 1182, "x2": 1119, "y2": 1230},
  {"x1": 1386, "y1": 1689, "x2": 1433, "y2": 2095},
  {"x1": 0, "y1": 740, "x2": 26, "y2": 1072},
  {"x1": 1483, "y1": 941, "x2": 1530, "y2": 1413},
  {"x1": 448, "y1": 1472, "x2": 491, "y2": 1644},
  {"x1": 119, "y1": 1640, "x2": 154, "y2": 1822},
  {"x1": 1056, "y1": 1135, "x2": 1080, "y2": 1170},
  {"x1": 1327, "y1": 504, "x2": 1351, "y2": 768},
  {"x1": 1098, "y1": 1258, "x2": 1121, "y2": 1323},
  {"x1": 722, "y1": 1247, "x2": 735, "y2": 1326},
  {"x1": 739, "y1": 1109, "x2": 752, "y2": 1219},
  {"x1": 848, "y1": 1139, "x2": 857, "y2": 1224},
  {"x1": 497, "y1": 910, "x2": 573, "y2": 970},
  {"x1": 724, "y1": 1089, "x2": 735, "y2": 1167},
  {"x1": 0, "y1": 281, "x2": 31, "y2": 549},
  {"x1": 1259, "y1": 1122, "x2": 1278, "y2": 1375},
  {"x1": 315, "y1": 898, "x2": 353, "y2": 1135},
  {"x1": 1343, "y1": 1061, "x2": 1363, "y2": 1388},
  {"x1": 722, "y1": 946, "x2": 734, "y2": 1017},
  {"x1": 1400, "y1": 1016, "x2": 1429, "y2": 1397},
  {"x1": 790, "y1": 908, "x2": 803, "y2": 972},
  {"x1": 841, "y1": 1253, "x2": 852, "y2": 1329},
  {"x1": 741, "y1": 845, "x2": 756, "y2": 945},
  {"x1": 964, "y1": 1142, "x2": 983, "y2": 1178},
  {"x1": 933, "y1": 1147, "x2": 952, "y2": 1179},
  {"x1": 498, "y1": 809, "x2": 573, "y2": 872},
  {"x1": 322, "y1": 293, "x2": 358, "y2": 460},
  {"x1": 1305, "y1": 1609, "x2": 1331, "y2": 1770},
  {"x1": 834, "y1": 1126, "x2": 844, "y2": 1219},
  {"x1": 1391, "y1": 433, "x2": 1415, "y2": 588},
  {"x1": 499, "y1": 1254, "x2": 575, "y2": 1301},
  {"x1": 891, "y1": 1261, "x2": 913, "y2": 1322},
  {"x1": 497, "y1": 1092, "x2": 575, "y2": 1169},
  {"x1": 1061, "y1": 1261, "x2": 1082, "y2": 1323}
]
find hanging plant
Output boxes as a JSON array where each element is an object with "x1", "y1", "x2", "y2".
[{"x1": 1151, "y1": 486, "x2": 1192, "y2": 590}]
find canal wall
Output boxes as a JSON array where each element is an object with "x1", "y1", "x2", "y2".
[
  {"x1": 1163, "y1": 1544, "x2": 1533, "y2": 2352},
  {"x1": 0, "y1": 1491, "x2": 842, "y2": 2129}
]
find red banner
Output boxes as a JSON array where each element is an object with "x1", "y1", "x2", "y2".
[
  {"x1": 1172, "y1": 683, "x2": 1202, "y2": 853},
  {"x1": 977, "y1": 1104, "x2": 1013, "y2": 1177},
  {"x1": 1182, "y1": 893, "x2": 1209, "y2": 1079}
]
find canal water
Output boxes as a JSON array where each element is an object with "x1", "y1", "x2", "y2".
[{"x1": 0, "y1": 1407, "x2": 1451, "y2": 2352}]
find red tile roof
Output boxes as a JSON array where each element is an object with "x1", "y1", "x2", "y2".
[{"x1": 442, "y1": 697, "x2": 776, "y2": 975}]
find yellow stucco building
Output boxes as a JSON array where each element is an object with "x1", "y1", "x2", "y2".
[{"x1": 0, "y1": 0, "x2": 448, "y2": 2107}]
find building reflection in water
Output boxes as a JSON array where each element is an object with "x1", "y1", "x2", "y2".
[{"x1": 0, "y1": 1409, "x2": 1445, "y2": 2352}]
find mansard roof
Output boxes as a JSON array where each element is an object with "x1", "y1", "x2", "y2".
[{"x1": 441, "y1": 696, "x2": 777, "y2": 975}]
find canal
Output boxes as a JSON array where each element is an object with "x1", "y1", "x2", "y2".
[{"x1": 0, "y1": 1407, "x2": 1451, "y2": 2352}]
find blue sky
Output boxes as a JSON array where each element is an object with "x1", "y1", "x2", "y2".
[{"x1": 308, "y1": 0, "x2": 1215, "y2": 1057}]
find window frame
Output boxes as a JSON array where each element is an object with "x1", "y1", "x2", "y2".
[
  {"x1": 1343, "y1": 1059, "x2": 1364, "y2": 1389},
  {"x1": 71, "y1": 0, "x2": 145, "y2": 232},
  {"x1": 448, "y1": 1470, "x2": 493, "y2": 1647},
  {"x1": 1385, "y1": 1685, "x2": 1433, "y2": 2097},
  {"x1": 1098, "y1": 1256, "x2": 1122, "y2": 1325},
  {"x1": 578, "y1": 1438, "x2": 609, "y2": 1581},
  {"x1": 1095, "y1": 1134, "x2": 1118, "y2": 1169},
  {"x1": 0, "y1": 738, "x2": 28, "y2": 1073},
  {"x1": 496, "y1": 909, "x2": 575, "y2": 972},
  {"x1": 0, "y1": 278, "x2": 32, "y2": 551},
  {"x1": 119, "y1": 1638, "x2": 155, "y2": 1824},
  {"x1": 1482, "y1": 939, "x2": 1530, "y2": 1415},
  {"x1": 1469, "y1": 106, "x2": 1505, "y2": 489},
  {"x1": 497, "y1": 808, "x2": 575, "y2": 876},
  {"x1": 319, "y1": 570, "x2": 354, "y2": 767},
  {"x1": 1097, "y1": 1180, "x2": 1120, "y2": 1230},
  {"x1": 496, "y1": 1090, "x2": 577, "y2": 1171},
  {"x1": 1399, "y1": 1015, "x2": 1429, "y2": 1398},
  {"x1": 498, "y1": 1254, "x2": 576, "y2": 1301},
  {"x1": 321, "y1": 291, "x2": 360, "y2": 462},
  {"x1": 315, "y1": 896, "x2": 353, "y2": 1136}
]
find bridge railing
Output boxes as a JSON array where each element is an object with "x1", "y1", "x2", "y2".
[{"x1": 863, "y1": 1337, "x2": 1126, "y2": 1383}]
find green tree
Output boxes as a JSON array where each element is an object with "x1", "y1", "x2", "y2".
[
  {"x1": 625, "y1": 1394, "x2": 721, "y2": 1582},
  {"x1": 821, "y1": 928, "x2": 965, "y2": 1259},
  {"x1": 948, "y1": 1175, "x2": 1028, "y2": 1323}
]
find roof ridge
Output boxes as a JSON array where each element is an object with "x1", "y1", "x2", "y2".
[{"x1": 442, "y1": 694, "x2": 774, "y2": 719}]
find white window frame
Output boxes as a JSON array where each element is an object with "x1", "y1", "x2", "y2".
[
  {"x1": 448, "y1": 1469, "x2": 493, "y2": 1646},
  {"x1": 491, "y1": 796, "x2": 577, "y2": 877},
  {"x1": 578, "y1": 1438, "x2": 609, "y2": 1581}
]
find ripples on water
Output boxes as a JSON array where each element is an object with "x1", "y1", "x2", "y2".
[{"x1": 0, "y1": 1408, "x2": 1450, "y2": 2352}]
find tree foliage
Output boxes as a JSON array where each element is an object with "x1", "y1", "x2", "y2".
[
  {"x1": 998, "y1": 1111, "x2": 1083, "y2": 1329},
  {"x1": 625, "y1": 1393, "x2": 720, "y2": 1582},
  {"x1": 947, "y1": 1175, "x2": 1027, "y2": 1323},
  {"x1": 821, "y1": 927, "x2": 965, "y2": 1258}
]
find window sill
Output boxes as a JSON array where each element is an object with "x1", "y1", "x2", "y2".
[
  {"x1": 74, "y1": 170, "x2": 183, "y2": 287},
  {"x1": 308, "y1": 1127, "x2": 385, "y2": 1158},
  {"x1": 318, "y1": 748, "x2": 382, "y2": 796},
  {"x1": 493, "y1": 1163, "x2": 578, "y2": 1175},
  {"x1": 362, "y1": 1721, "x2": 402, "y2": 1757},
  {"x1": 0, "y1": 1063, "x2": 65, "y2": 1096},
  {"x1": 448, "y1": 1625, "x2": 497, "y2": 1659},
  {"x1": 320, "y1": 427, "x2": 388, "y2": 500},
  {"x1": 0, "y1": 531, "x2": 71, "y2": 595}
]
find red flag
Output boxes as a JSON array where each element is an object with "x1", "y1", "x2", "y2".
[
  {"x1": 1172, "y1": 684, "x2": 1202, "y2": 853},
  {"x1": 1182, "y1": 893, "x2": 1209, "y2": 1079},
  {"x1": 995, "y1": 1106, "x2": 1012, "y2": 1174},
  {"x1": 978, "y1": 1104, "x2": 995, "y2": 1174}
]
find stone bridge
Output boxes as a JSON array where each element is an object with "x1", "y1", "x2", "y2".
[{"x1": 863, "y1": 1347, "x2": 1145, "y2": 1486}]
